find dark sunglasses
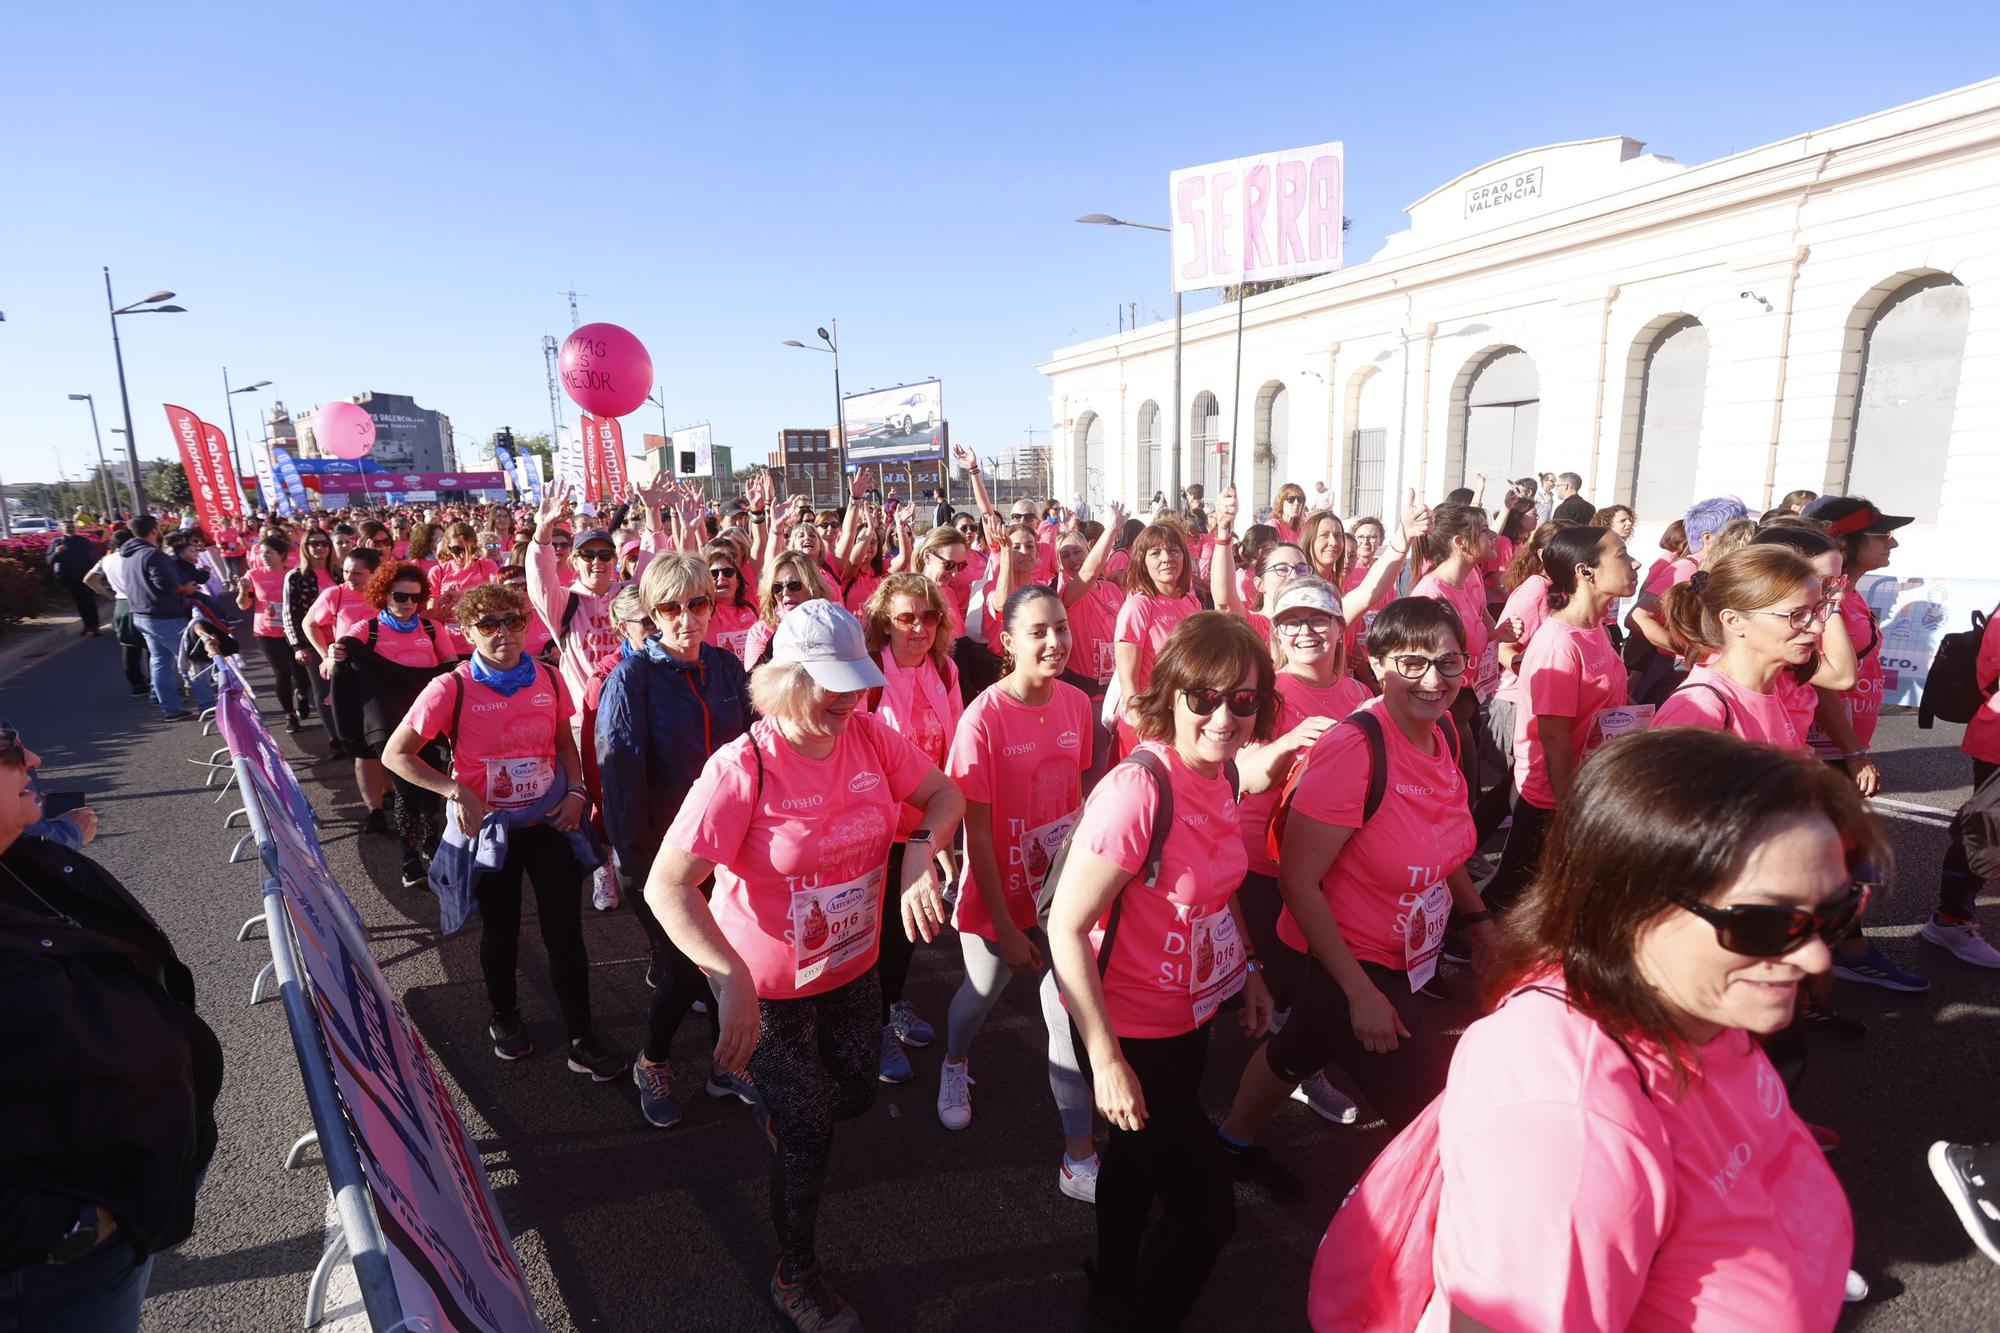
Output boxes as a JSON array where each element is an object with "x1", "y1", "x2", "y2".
[
  {"x1": 930, "y1": 557, "x2": 968, "y2": 575},
  {"x1": 709, "y1": 565, "x2": 739, "y2": 581},
  {"x1": 471, "y1": 614, "x2": 528, "y2": 634},
  {"x1": 656, "y1": 595, "x2": 713, "y2": 617},
  {"x1": 1673, "y1": 882, "x2": 1871, "y2": 958},
  {"x1": 891, "y1": 608, "x2": 943, "y2": 630},
  {"x1": 387, "y1": 590, "x2": 423, "y2": 605},
  {"x1": 575, "y1": 548, "x2": 618, "y2": 564},
  {"x1": 1386, "y1": 652, "x2": 1468, "y2": 680},
  {"x1": 0, "y1": 721, "x2": 21, "y2": 768},
  {"x1": 370, "y1": 537, "x2": 394, "y2": 548},
  {"x1": 445, "y1": 545, "x2": 468, "y2": 556},
  {"x1": 1182, "y1": 686, "x2": 1265, "y2": 718},
  {"x1": 770, "y1": 578, "x2": 809, "y2": 597},
  {"x1": 551, "y1": 541, "x2": 573, "y2": 553}
]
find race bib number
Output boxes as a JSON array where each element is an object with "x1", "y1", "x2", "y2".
[
  {"x1": 1403, "y1": 881, "x2": 1451, "y2": 991},
  {"x1": 792, "y1": 871, "x2": 880, "y2": 988},
  {"x1": 1092, "y1": 639, "x2": 1117, "y2": 684},
  {"x1": 1019, "y1": 813, "x2": 1076, "y2": 897},
  {"x1": 1472, "y1": 644, "x2": 1503, "y2": 705},
  {"x1": 484, "y1": 756, "x2": 553, "y2": 809},
  {"x1": 720, "y1": 629, "x2": 750, "y2": 657},
  {"x1": 1583, "y1": 703, "x2": 1656, "y2": 759},
  {"x1": 1189, "y1": 907, "x2": 1247, "y2": 1025}
]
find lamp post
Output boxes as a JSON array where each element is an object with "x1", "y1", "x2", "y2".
[
  {"x1": 103, "y1": 269, "x2": 186, "y2": 514},
  {"x1": 65, "y1": 394, "x2": 119, "y2": 517},
  {"x1": 782, "y1": 321, "x2": 847, "y2": 483},
  {"x1": 645, "y1": 387, "x2": 670, "y2": 483},
  {"x1": 223, "y1": 369, "x2": 270, "y2": 514},
  {"x1": 1077, "y1": 214, "x2": 1181, "y2": 511}
]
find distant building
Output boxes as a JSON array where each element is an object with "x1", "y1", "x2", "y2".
[
  {"x1": 771, "y1": 427, "x2": 836, "y2": 503},
  {"x1": 296, "y1": 392, "x2": 454, "y2": 471}
]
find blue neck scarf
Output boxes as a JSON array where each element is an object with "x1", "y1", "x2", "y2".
[
  {"x1": 378, "y1": 609, "x2": 420, "y2": 633},
  {"x1": 469, "y1": 652, "x2": 538, "y2": 697}
]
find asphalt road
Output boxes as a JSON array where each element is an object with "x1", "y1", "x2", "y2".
[{"x1": 7, "y1": 628, "x2": 1999, "y2": 1332}]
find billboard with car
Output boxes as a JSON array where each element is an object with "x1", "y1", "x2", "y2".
[{"x1": 842, "y1": 379, "x2": 944, "y2": 464}]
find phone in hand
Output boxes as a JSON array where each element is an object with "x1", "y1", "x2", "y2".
[{"x1": 40, "y1": 791, "x2": 87, "y2": 819}]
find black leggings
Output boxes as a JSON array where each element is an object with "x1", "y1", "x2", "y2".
[
  {"x1": 622, "y1": 865, "x2": 720, "y2": 1063},
  {"x1": 62, "y1": 577, "x2": 99, "y2": 632},
  {"x1": 1235, "y1": 873, "x2": 1301, "y2": 1011},
  {"x1": 255, "y1": 635, "x2": 304, "y2": 718},
  {"x1": 294, "y1": 642, "x2": 331, "y2": 718},
  {"x1": 112, "y1": 602, "x2": 147, "y2": 692},
  {"x1": 877, "y1": 842, "x2": 918, "y2": 1022},
  {"x1": 1940, "y1": 759, "x2": 2000, "y2": 920},
  {"x1": 749, "y1": 969, "x2": 880, "y2": 1279},
  {"x1": 473, "y1": 823, "x2": 592, "y2": 1039},
  {"x1": 1265, "y1": 957, "x2": 1450, "y2": 1134},
  {"x1": 1482, "y1": 794, "x2": 1553, "y2": 915},
  {"x1": 1080, "y1": 1023, "x2": 1234, "y2": 1331}
]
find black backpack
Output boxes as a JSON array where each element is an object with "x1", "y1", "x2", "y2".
[
  {"x1": 1265, "y1": 708, "x2": 1458, "y2": 863},
  {"x1": 1033, "y1": 748, "x2": 1237, "y2": 976},
  {"x1": 1920, "y1": 608, "x2": 1993, "y2": 729},
  {"x1": 1956, "y1": 765, "x2": 2000, "y2": 881}
]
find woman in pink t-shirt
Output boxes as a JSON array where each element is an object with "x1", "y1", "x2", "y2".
[
  {"x1": 858, "y1": 573, "x2": 962, "y2": 1082},
  {"x1": 1047, "y1": 611, "x2": 1278, "y2": 1331},
  {"x1": 305, "y1": 549, "x2": 384, "y2": 765},
  {"x1": 428, "y1": 521, "x2": 500, "y2": 657},
  {"x1": 645, "y1": 600, "x2": 963, "y2": 1328},
  {"x1": 496, "y1": 564, "x2": 555, "y2": 663},
  {"x1": 1052, "y1": 509, "x2": 1126, "y2": 699},
  {"x1": 742, "y1": 550, "x2": 833, "y2": 671},
  {"x1": 1317, "y1": 729, "x2": 1874, "y2": 1333},
  {"x1": 1486, "y1": 526, "x2": 1640, "y2": 912},
  {"x1": 1220, "y1": 597, "x2": 1487, "y2": 1158},
  {"x1": 237, "y1": 536, "x2": 312, "y2": 732},
  {"x1": 1110, "y1": 521, "x2": 1201, "y2": 755},
  {"x1": 938, "y1": 584, "x2": 1099, "y2": 1195},
  {"x1": 1412, "y1": 503, "x2": 1522, "y2": 803},
  {"x1": 283, "y1": 529, "x2": 339, "y2": 723},
  {"x1": 1270, "y1": 482, "x2": 1308, "y2": 547},
  {"x1": 701, "y1": 539, "x2": 759, "y2": 660}
]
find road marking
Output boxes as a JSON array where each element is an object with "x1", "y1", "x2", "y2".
[{"x1": 1868, "y1": 796, "x2": 1956, "y2": 827}]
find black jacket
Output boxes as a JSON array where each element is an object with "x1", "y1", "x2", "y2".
[
  {"x1": 45, "y1": 535, "x2": 97, "y2": 583},
  {"x1": 0, "y1": 837, "x2": 223, "y2": 1269},
  {"x1": 117, "y1": 537, "x2": 191, "y2": 619}
]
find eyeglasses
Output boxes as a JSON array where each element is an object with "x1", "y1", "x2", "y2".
[
  {"x1": 891, "y1": 609, "x2": 943, "y2": 630},
  {"x1": 1260, "y1": 561, "x2": 1312, "y2": 579},
  {"x1": 930, "y1": 558, "x2": 968, "y2": 575},
  {"x1": 1274, "y1": 614, "x2": 1338, "y2": 637},
  {"x1": 656, "y1": 595, "x2": 713, "y2": 617},
  {"x1": 770, "y1": 578, "x2": 809, "y2": 596},
  {"x1": 1181, "y1": 686, "x2": 1266, "y2": 718},
  {"x1": 387, "y1": 590, "x2": 423, "y2": 605},
  {"x1": 575, "y1": 548, "x2": 618, "y2": 564},
  {"x1": 1673, "y1": 882, "x2": 1870, "y2": 958},
  {"x1": 1385, "y1": 652, "x2": 1469, "y2": 680},
  {"x1": 0, "y1": 722, "x2": 21, "y2": 768},
  {"x1": 471, "y1": 614, "x2": 528, "y2": 634},
  {"x1": 1738, "y1": 601, "x2": 1835, "y2": 633},
  {"x1": 710, "y1": 566, "x2": 739, "y2": 581}
]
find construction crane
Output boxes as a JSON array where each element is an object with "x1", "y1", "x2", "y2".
[{"x1": 541, "y1": 334, "x2": 564, "y2": 452}]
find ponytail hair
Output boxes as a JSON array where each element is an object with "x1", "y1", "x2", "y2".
[
  {"x1": 1662, "y1": 546, "x2": 1816, "y2": 660},
  {"x1": 1503, "y1": 520, "x2": 1570, "y2": 593},
  {"x1": 1420, "y1": 502, "x2": 1488, "y2": 567},
  {"x1": 1542, "y1": 526, "x2": 1610, "y2": 612}
]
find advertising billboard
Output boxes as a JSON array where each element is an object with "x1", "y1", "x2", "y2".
[
  {"x1": 843, "y1": 379, "x2": 944, "y2": 465},
  {"x1": 674, "y1": 423, "x2": 714, "y2": 477},
  {"x1": 1169, "y1": 140, "x2": 1344, "y2": 293}
]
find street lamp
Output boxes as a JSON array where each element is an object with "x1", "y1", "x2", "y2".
[
  {"x1": 1077, "y1": 213, "x2": 1182, "y2": 512},
  {"x1": 104, "y1": 270, "x2": 186, "y2": 514},
  {"x1": 644, "y1": 387, "x2": 670, "y2": 479},
  {"x1": 222, "y1": 369, "x2": 269, "y2": 511},
  {"x1": 65, "y1": 394, "x2": 119, "y2": 517},
  {"x1": 782, "y1": 321, "x2": 847, "y2": 483}
]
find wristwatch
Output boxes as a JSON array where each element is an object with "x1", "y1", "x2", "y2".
[
  {"x1": 47, "y1": 1202, "x2": 102, "y2": 1264},
  {"x1": 1245, "y1": 958, "x2": 1266, "y2": 975},
  {"x1": 907, "y1": 829, "x2": 934, "y2": 845}
]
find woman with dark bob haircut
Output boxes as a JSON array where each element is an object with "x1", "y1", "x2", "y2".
[{"x1": 1315, "y1": 727, "x2": 1882, "y2": 1330}]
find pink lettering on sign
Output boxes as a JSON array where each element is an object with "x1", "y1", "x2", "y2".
[
  {"x1": 1209, "y1": 168, "x2": 1238, "y2": 278},
  {"x1": 1169, "y1": 141, "x2": 1344, "y2": 294},
  {"x1": 1176, "y1": 177, "x2": 1209, "y2": 283},
  {"x1": 1242, "y1": 163, "x2": 1272, "y2": 275},
  {"x1": 1274, "y1": 159, "x2": 1308, "y2": 265}
]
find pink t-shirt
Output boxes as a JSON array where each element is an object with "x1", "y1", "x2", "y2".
[
  {"x1": 1653, "y1": 665, "x2": 1806, "y2": 752},
  {"x1": 1276, "y1": 697, "x2": 1473, "y2": 970},
  {"x1": 1643, "y1": 554, "x2": 1699, "y2": 600},
  {"x1": 742, "y1": 617, "x2": 777, "y2": 669},
  {"x1": 665, "y1": 713, "x2": 932, "y2": 1000},
  {"x1": 706, "y1": 601, "x2": 758, "y2": 659},
  {"x1": 1431, "y1": 984, "x2": 1851, "y2": 1333},
  {"x1": 307, "y1": 585, "x2": 374, "y2": 643},
  {"x1": 946, "y1": 681, "x2": 1093, "y2": 939},
  {"x1": 1114, "y1": 592, "x2": 1201, "y2": 692},
  {"x1": 428, "y1": 559, "x2": 499, "y2": 654},
  {"x1": 1239, "y1": 672, "x2": 1372, "y2": 876},
  {"x1": 402, "y1": 662, "x2": 572, "y2": 806},
  {"x1": 1514, "y1": 618, "x2": 1630, "y2": 810},
  {"x1": 1411, "y1": 568, "x2": 1490, "y2": 663},
  {"x1": 1493, "y1": 574, "x2": 1551, "y2": 706},
  {"x1": 1963, "y1": 607, "x2": 2000, "y2": 764},
  {"x1": 247, "y1": 568, "x2": 287, "y2": 638},
  {"x1": 843, "y1": 571, "x2": 883, "y2": 616},
  {"x1": 1807, "y1": 596, "x2": 1886, "y2": 757},
  {"x1": 366, "y1": 616, "x2": 449, "y2": 670},
  {"x1": 1062, "y1": 575, "x2": 1124, "y2": 685},
  {"x1": 1071, "y1": 740, "x2": 1249, "y2": 1039}
]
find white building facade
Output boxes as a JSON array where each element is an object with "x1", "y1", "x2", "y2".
[{"x1": 1040, "y1": 78, "x2": 2000, "y2": 581}]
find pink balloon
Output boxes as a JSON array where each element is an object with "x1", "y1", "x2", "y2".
[
  {"x1": 560, "y1": 322, "x2": 653, "y2": 418},
  {"x1": 317, "y1": 400, "x2": 376, "y2": 459}
]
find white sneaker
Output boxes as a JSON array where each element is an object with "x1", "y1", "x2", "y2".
[
  {"x1": 1291, "y1": 1072, "x2": 1360, "y2": 1124},
  {"x1": 1921, "y1": 917, "x2": 2000, "y2": 968},
  {"x1": 1060, "y1": 1152, "x2": 1100, "y2": 1203},
  {"x1": 937, "y1": 1059, "x2": 974, "y2": 1130},
  {"x1": 591, "y1": 864, "x2": 621, "y2": 911}
]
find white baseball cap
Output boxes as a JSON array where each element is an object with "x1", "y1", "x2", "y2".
[{"x1": 770, "y1": 599, "x2": 886, "y2": 693}]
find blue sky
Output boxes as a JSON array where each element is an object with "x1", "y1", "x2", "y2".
[{"x1": 3, "y1": 1, "x2": 1995, "y2": 495}]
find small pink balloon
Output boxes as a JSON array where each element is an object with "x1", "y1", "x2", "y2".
[
  {"x1": 317, "y1": 401, "x2": 376, "y2": 459},
  {"x1": 560, "y1": 322, "x2": 652, "y2": 418}
]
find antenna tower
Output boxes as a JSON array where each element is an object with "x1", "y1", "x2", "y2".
[{"x1": 542, "y1": 334, "x2": 564, "y2": 446}]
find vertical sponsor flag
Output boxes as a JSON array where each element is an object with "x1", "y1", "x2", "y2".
[
  {"x1": 251, "y1": 436, "x2": 282, "y2": 512},
  {"x1": 492, "y1": 446, "x2": 517, "y2": 497},
  {"x1": 200, "y1": 421, "x2": 246, "y2": 520},
  {"x1": 525, "y1": 451, "x2": 546, "y2": 507},
  {"x1": 164, "y1": 404, "x2": 230, "y2": 534},
  {"x1": 598, "y1": 417, "x2": 628, "y2": 499},
  {"x1": 271, "y1": 447, "x2": 310, "y2": 513},
  {"x1": 555, "y1": 426, "x2": 586, "y2": 495},
  {"x1": 579, "y1": 416, "x2": 606, "y2": 503}
]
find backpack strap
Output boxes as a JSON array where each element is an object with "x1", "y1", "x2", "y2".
[
  {"x1": 1670, "y1": 680, "x2": 1735, "y2": 731},
  {"x1": 449, "y1": 663, "x2": 467, "y2": 736},
  {"x1": 559, "y1": 590, "x2": 582, "y2": 639},
  {"x1": 365, "y1": 618, "x2": 379, "y2": 650},
  {"x1": 1347, "y1": 709, "x2": 1392, "y2": 824},
  {"x1": 1092, "y1": 748, "x2": 1179, "y2": 978}
]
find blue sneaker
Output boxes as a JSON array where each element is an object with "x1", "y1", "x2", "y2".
[
  {"x1": 1832, "y1": 942, "x2": 1930, "y2": 993},
  {"x1": 633, "y1": 1058, "x2": 684, "y2": 1129},
  {"x1": 879, "y1": 1024, "x2": 914, "y2": 1083},
  {"x1": 705, "y1": 1068, "x2": 756, "y2": 1104},
  {"x1": 888, "y1": 1000, "x2": 935, "y2": 1048}
]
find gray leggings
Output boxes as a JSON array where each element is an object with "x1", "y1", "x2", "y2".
[{"x1": 945, "y1": 927, "x2": 1094, "y2": 1140}]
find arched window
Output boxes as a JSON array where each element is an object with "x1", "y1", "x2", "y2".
[
  {"x1": 1252, "y1": 382, "x2": 1289, "y2": 516},
  {"x1": 1457, "y1": 347, "x2": 1539, "y2": 488},
  {"x1": 1347, "y1": 367, "x2": 1390, "y2": 521},
  {"x1": 1846, "y1": 275, "x2": 1969, "y2": 523},
  {"x1": 1629, "y1": 317, "x2": 1708, "y2": 521},
  {"x1": 1136, "y1": 401, "x2": 1161, "y2": 508},
  {"x1": 1190, "y1": 391, "x2": 1220, "y2": 502},
  {"x1": 1072, "y1": 411, "x2": 1104, "y2": 507}
]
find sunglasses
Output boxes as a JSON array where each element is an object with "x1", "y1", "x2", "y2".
[
  {"x1": 930, "y1": 558, "x2": 969, "y2": 575},
  {"x1": 575, "y1": 548, "x2": 618, "y2": 564},
  {"x1": 1182, "y1": 686, "x2": 1265, "y2": 718},
  {"x1": 656, "y1": 595, "x2": 713, "y2": 617},
  {"x1": 472, "y1": 614, "x2": 528, "y2": 634},
  {"x1": 551, "y1": 541, "x2": 573, "y2": 553},
  {"x1": 710, "y1": 566, "x2": 739, "y2": 581},
  {"x1": 445, "y1": 545, "x2": 468, "y2": 557},
  {"x1": 1385, "y1": 652, "x2": 1469, "y2": 680},
  {"x1": 891, "y1": 609, "x2": 943, "y2": 630},
  {"x1": 770, "y1": 578, "x2": 809, "y2": 597},
  {"x1": 1673, "y1": 882, "x2": 1870, "y2": 958},
  {"x1": 1260, "y1": 561, "x2": 1312, "y2": 580},
  {"x1": 1739, "y1": 601, "x2": 1835, "y2": 634},
  {"x1": 0, "y1": 722, "x2": 21, "y2": 768},
  {"x1": 371, "y1": 537, "x2": 394, "y2": 548},
  {"x1": 387, "y1": 590, "x2": 423, "y2": 605}
]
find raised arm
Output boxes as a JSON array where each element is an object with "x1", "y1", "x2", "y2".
[
  {"x1": 953, "y1": 444, "x2": 996, "y2": 520},
  {"x1": 1340, "y1": 488, "x2": 1429, "y2": 623},
  {"x1": 1062, "y1": 502, "x2": 1124, "y2": 607},
  {"x1": 1209, "y1": 488, "x2": 1250, "y2": 617}
]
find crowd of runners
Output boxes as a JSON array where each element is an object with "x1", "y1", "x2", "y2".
[{"x1": 67, "y1": 450, "x2": 2000, "y2": 1332}]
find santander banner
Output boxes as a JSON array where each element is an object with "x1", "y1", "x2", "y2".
[
  {"x1": 164, "y1": 404, "x2": 231, "y2": 534},
  {"x1": 200, "y1": 421, "x2": 245, "y2": 521},
  {"x1": 316, "y1": 471, "x2": 509, "y2": 494}
]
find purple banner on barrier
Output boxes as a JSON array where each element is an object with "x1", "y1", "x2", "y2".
[{"x1": 214, "y1": 661, "x2": 547, "y2": 1333}]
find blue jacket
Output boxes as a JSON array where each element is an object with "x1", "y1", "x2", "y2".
[
  {"x1": 119, "y1": 538, "x2": 190, "y2": 619},
  {"x1": 595, "y1": 637, "x2": 752, "y2": 877},
  {"x1": 429, "y1": 777, "x2": 604, "y2": 936}
]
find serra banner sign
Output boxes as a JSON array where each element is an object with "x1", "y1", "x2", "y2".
[{"x1": 1169, "y1": 140, "x2": 1344, "y2": 293}]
